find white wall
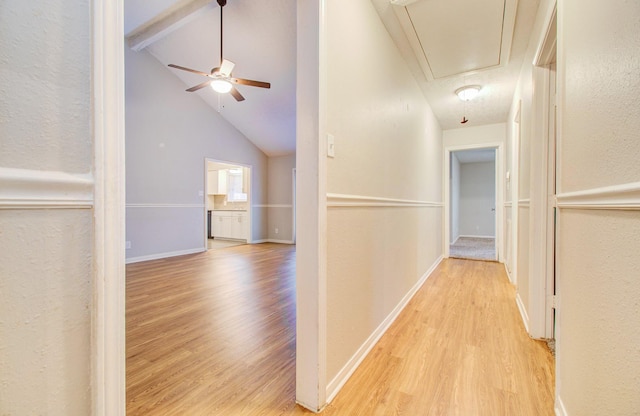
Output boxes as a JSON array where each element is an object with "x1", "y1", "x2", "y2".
[
  {"x1": 0, "y1": 1, "x2": 93, "y2": 414},
  {"x1": 443, "y1": 123, "x2": 506, "y2": 149},
  {"x1": 125, "y1": 47, "x2": 268, "y2": 262},
  {"x1": 459, "y1": 161, "x2": 495, "y2": 237},
  {"x1": 266, "y1": 154, "x2": 296, "y2": 242},
  {"x1": 554, "y1": 0, "x2": 640, "y2": 413},
  {"x1": 324, "y1": 0, "x2": 442, "y2": 401},
  {"x1": 450, "y1": 153, "x2": 461, "y2": 243}
]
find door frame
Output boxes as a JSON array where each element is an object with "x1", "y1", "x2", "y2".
[
  {"x1": 93, "y1": 0, "x2": 126, "y2": 414},
  {"x1": 529, "y1": 4, "x2": 557, "y2": 340},
  {"x1": 444, "y1": 142, "x2": 504, "y2": 262},
  {"x1": 204, "y1": 158, "x2": 253, "y2": 246}
]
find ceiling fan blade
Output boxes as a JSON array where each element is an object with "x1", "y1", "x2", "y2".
[
  {"x1": 219, "y1": 59, "x2": 235, "y2": 77},
  {"x1": 229, "y1": 86, "x2": 245, "y2": 102},
  {"x1": 229, "y1": 77, "x2": 271, "y2": 89},
  {"x1": 168, "y1": 64, "x2": 211, "y2": 78},
  {"x1": 186, "y1": 80, "x2": 213, "y2": 92}
]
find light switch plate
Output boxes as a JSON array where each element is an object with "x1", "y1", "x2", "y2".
[{"x1": 327, "y1": 134, "x2": 335, "y2": 158}]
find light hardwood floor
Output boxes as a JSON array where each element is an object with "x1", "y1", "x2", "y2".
[{"x1": 127, "y1": 244, "x2": 554, "y2": 415}]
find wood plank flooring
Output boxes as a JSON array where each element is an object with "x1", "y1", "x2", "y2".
[{"x1": 127, "y1": 244, "x2": 554, "y2": 415}]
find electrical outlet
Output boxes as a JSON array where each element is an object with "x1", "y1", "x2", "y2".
[
  {"x1": 275, "y1": 228, "x2": 279, "y2": 234},
  {"x1": 125, "y1": 241, "x2": 131, "y2": 249}
]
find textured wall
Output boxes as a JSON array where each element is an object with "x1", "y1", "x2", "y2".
[
  {"x1": 125, "y1": 47, "x2": 268, "y2": 260},
  {"x1": 0, "y1": 1, "x2": 93, "y2": 414},
  {"x1": 325, "y1": 0, "x2": 443, "y2": 383},
  {"x1": 442, "y1": 123, "x2": 506, "y2": 149},
  {"x1": 0, "y1": 2, "x2": 91, "y2": 174},
  {"x1": 556, "y1": 0, "x2": 640, "y2": 413}
]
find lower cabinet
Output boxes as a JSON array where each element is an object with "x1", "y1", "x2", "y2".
[{"x1": 211, "y1": 211, "x2": 247, "y2": 240}]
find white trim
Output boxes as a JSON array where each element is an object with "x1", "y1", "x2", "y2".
[
  {"x1": 0, "y1": 167, "x2": 94, "y2": 209},
  {"x1": 504, "y1": 201, "x2": 513, "y2": 207},
  {"x1": 444, "y1": 142, "x2": 504, "y2": 262},
  {"x1": 266, "y1": 239, "x2": 295, "y2": 244},
  {"x1": 555, "y1": 396, "x2": 568, "y2": 416},
  {"x1": 126, "y1": 203, "x2": 205, "y2": 208},
  {"x1": 556, "y1": 181, "x2": 640, "y2": 210},
  {"x1": 251, "y1": 238, "x2": 295, "y2": 245},
  {"x1": 327, "y1": 193, "x2": 442, "y2": 208},
  {"x1": 515, "y1": 292, "x2": 530, "y2": 333},
  {"x1": 125, "y1": 247, "x2": 205, "y2": 264},
  {"x1": 252, "y1": 204, "x2": 294, "y2": 208},
  {"x1": 326, "y1": 256, "x2": 443, "y2": 403},
  {"x1": 92, "y1": 0, "x2": 126, "y2": 414},
  {"x1": 458, "y1": 234, "x2": 496, "y2": 239},
  {"x1": 518, "y1": 199, "x2": 531, "y2": 207}
]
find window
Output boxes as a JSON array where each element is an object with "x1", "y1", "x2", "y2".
[{"x1": 227, "y1": 168, "x2": 247, "y2": 202}]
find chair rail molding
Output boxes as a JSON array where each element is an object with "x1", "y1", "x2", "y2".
[
  {"x1": 327, "y1": 193, "x2": 443, "y2": 208},
  {"x1": 556, "y1": 182, "x2": 640, "y2": 210},
  {"x1": 0, "y1": 167, "x2": 94, "y2": 209}
]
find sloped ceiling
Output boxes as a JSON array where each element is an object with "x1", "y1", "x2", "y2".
[
  {"x1": 125, "y1": 0, "x2": 296, "y2": 157},
  {"x1": 125, "y1": 0, "x2": 539, "y2": 155}
]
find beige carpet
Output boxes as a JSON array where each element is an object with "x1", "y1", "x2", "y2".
[{"x1": 449, "y1": 237, "x2": 496, "y2": 261}]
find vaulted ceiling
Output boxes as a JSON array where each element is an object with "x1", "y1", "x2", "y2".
[{"x1": 124, "y1": 0, "x2": 539, "y2": 156}]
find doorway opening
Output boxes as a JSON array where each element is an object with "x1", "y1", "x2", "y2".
[
  {"x1": 449, "y1": 148, "x2": 498, "y2": 261},
  {"x1": 205, "y1": 159, "x2": 252, "y2": 251}
]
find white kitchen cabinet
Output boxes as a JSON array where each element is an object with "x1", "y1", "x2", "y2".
[
  {"x1": 211, "y1": 211, "x2": 247, "y2": 240},
  {"x1": 207, "y1": 170, "x2": 218, "y2": 194}
]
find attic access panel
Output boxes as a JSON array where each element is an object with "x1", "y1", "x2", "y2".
[{"x1": 393, "y1": 0, "x2": 517, "y2": 80}]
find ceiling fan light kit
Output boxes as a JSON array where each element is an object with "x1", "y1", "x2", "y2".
[
  {"x1": 455, "y1": 85, "x2": 481, "y2": 101},
  {"x1": 167, "y1": 0, "x2": 270, "y2": 102},
  {"x1": 211, "y1": 79, "x2": 232, "y2": 93}
]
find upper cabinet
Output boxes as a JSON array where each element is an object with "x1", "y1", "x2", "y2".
[{"x1": 207, "y1": 169, "x2": 228, "y2": 195}]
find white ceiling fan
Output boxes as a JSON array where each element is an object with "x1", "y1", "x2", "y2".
[{"x1": 168, "y1": 0, "x2": 270, "y2": 102}]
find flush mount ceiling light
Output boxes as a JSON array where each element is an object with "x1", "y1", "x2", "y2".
[
  {"x1": 455, "y1": 85, "x2": 481, "y2": 101},
  {"x1": 211, "y1": 79, "x2": 232, "y2": 93}
]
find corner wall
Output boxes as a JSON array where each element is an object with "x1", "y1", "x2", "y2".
[
  {"x1": 266, "y1": 154, "x2": 296, "y2": 243},
  {"x1": 324, "y1": 0, "x2": 443, "y2": 398},
  {"x1": 125, "y1": 47, "x2": 268, "y2": 262}
]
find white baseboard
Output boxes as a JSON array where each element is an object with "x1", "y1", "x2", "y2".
[
  {"x1": 555, "y1": 396, "x2": 568, "y2": 416},
  {"x1": 326, "y1": 255, "x2": 444, "y2": 403},
  {"x1": 504, "y1": 264, "x2": 515, "y2": 285},
  {"x1": 252, "y1": 239, "x2": 295, "y2": 244},
  {"x1": 125, "y1": 247, "x2": 205, "y2": 264},
  {"x1": 458, "y1": 234, "x2": 495, "y2": 239},
  {"x1": 516, "y1": 292, "x2": 530, "y2": 333}
]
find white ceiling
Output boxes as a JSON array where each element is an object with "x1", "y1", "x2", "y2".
[{"x1": 125, "y1": 0, "x2": 539, "y2": 156}]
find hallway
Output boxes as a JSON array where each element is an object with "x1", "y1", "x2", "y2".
[{"x1": 126, "y1": 245, "x2": 554, "y2": 415}]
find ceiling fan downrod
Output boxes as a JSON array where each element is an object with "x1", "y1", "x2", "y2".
[{"x1": 217, "y1": 0, "x2": 226, "y2": 66}]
